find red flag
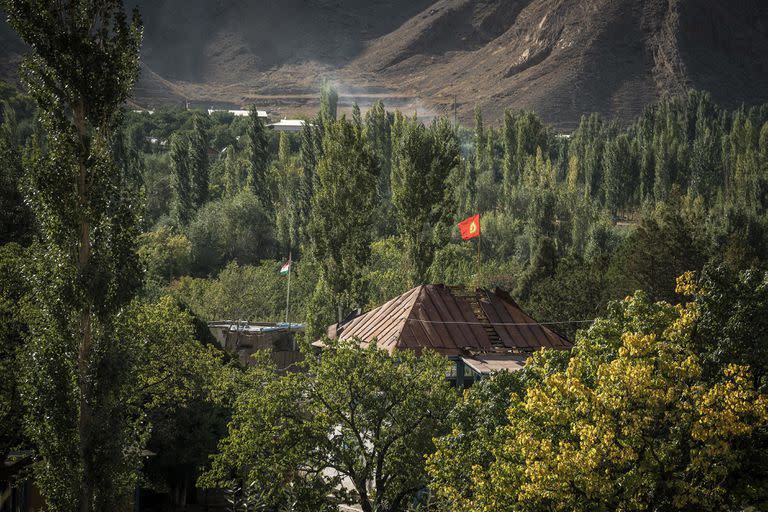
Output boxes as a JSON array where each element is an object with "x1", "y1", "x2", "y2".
[{"x1": 458, "y1": 214, "x2": 481, "y2": 240}]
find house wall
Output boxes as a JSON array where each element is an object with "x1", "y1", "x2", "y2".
[{"x1": 223, "y1": 329, "x2": 304, "y2": 370}]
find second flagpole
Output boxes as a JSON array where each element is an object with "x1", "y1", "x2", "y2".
[{"x1": 285, "y1": 250, "x2": 292, "y2": 337}]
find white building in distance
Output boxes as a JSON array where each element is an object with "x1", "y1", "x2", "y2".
[
  {"x1": 267, "y1": 119, "x2": 310, "y2": 132},
  {"x1": 208, "y1": 109, "x2": 268, "y2": 119}
]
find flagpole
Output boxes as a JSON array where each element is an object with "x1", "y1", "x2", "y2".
[
  {"x1": 285, "y1": 250, "x2": 292, "y2": 327},
  {"x1": 476, "y1": 231, "x2": 481, "y2": 287}
]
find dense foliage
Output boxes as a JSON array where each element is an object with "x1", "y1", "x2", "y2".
[
  {"x1": 428, "y1": 273, "x2": 768, "y2": 512},
  {"x1": 4, "y1": 0, "x2": 145, "y2": 509},
  {"x1": 2, "y1": 2, "x2": 768, "y2": 509},
  {"x1": 200, "y1": 340, "x2": 455, "y2": 512},
  {"x1": 65, "y1": 88, "x2": 767, "y2": 345},
  {"x1": 0, "y1": 1, "x2": 235, "y2": 510}
]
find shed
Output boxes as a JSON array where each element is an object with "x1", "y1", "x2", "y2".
[{"x1": 208, "y1": 321, "x2": 304, "y2": 370}]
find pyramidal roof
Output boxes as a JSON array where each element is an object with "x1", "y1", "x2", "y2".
[{"x1": 323, "y1": 284, "x2": 572, "y2": 356}]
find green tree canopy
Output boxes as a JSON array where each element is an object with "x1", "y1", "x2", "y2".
[
  {"x1": 391, "y1": 116, "x2": 460, "y2": 284},
  {"x1": 201, "y1": 340, "x2": 455, "y2": 512},
  {"x1": 429, "y1": 278, "x2": 768, "y2": 512},
  {"x1": 307, "y1": 118, "x2": 378, "y2": 320},
  {"x1": 5, "y1": 0, "x2": 144, "y2": 508}
]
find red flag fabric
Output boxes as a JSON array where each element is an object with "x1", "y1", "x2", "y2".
[{"x1": 458, "y1": 214, "x2": 481, "y2": 240}]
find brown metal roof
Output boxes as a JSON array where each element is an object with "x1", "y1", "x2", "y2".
[{"x1": 325, "y1": 285, "x2": 572, "y2": 356}]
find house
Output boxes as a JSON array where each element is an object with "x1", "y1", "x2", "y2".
[
  {"x1": 208, "y1": 321, "x2": 304, "y2": 370},
  {"x1": 266, "y1": 119, "x2": 309, "y2": 132},
  {"x1": 315, "y1": 285, "x2": 572, "y2": 387},
  {"x1": 207, "y1": 108, "x2": 268, "y2": 119}
]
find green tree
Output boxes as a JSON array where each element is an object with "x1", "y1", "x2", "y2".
[
  {"x1": 0, "y1": 243, "x2": 29, "y2": 481},
  {"x1": 202, "y1": 340, "x2": 455, "y2": 512},
  {"x1": 602, "y1": 133, "x2": 637, "y2": 215},
  {"x1": 454, "y1": 158, "x2": 476, "y2": 217},
  {"x1": 688, "y1": 99, "x2": 722, "y2": 200},
  {"x1": 137, "y1": 226, "x2": 192, "y2": 284},
  {"x1": 307, "y1": 118, "x2": 378, "y2": 319},
  {"x1": 275, "y1": 131, "x2": 303, "y2": 252},
  {"x1": 607, "y1": 204, "x2": 706, "y2": 303},
  {"x1": 473, "y1": 105, "x2": 487, "y2": 178},
  {"x1": 526, "y1": 255, "x2": 606, "y2": 339},
  {"x1": 187, "y1": 189, "x2": 276, "y2": 275},
  {"x1": 391, "y1": 117, "x2": 460, "y2": 284},
  {"x1": 134, "y1": 298, "x2": 234, "y2": 508},
  {"x1": 5, "y1": 0, "x2": 144, "y2": 509},
  {"x1": 222, "y1": 143, "x2": 249, "y2": 195},
  {"x1": 430, "y1": 287, "x2": 768, "y2": 512},
  {"x1": 0, "y1": 102, "x2": 34, "y2": 243},
  {"x1": 427, "y1": 350, "x2": 569, "y2": 512},
  {"x1": 141, "y1": 151, "x2": 173, "y2": 226},
  {"x1": 245, "y1": 105, "x2": 271, "y2": 208},
  {"x1": 172, "y1": 259, "x2": 316, "y2": 323},
  {"x1": 188, "y1": 113, "x2": 210, "y2": 208},
  {"x1": 171, "y1": 133, "x2": 193, "y2": 225},
  {"x1": 502, "y1": 109, "x2": 521, "y2": 199},
  {"x1": 364, "y1": 101, "x2": 394, "y2": 235},
  {"x1": 352, "y1": 102, "x2": 363, "y2": 135},
  {"x1": 695, "y1": 266, "x2": 768, "y2": 390},
  {"x1": 759, "y1": 122, "x2": 768, "y2": 174},
  {"x1": 120, "y1": 296, "x2": 236, "y2": 507},
  {"x1": 298, "y1": 121, "x2": 318, "y2": 245},
  {"x1": 319, "y1": 81, "x2": 338, "y2": 123}
]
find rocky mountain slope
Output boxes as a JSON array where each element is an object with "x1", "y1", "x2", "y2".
[{"x1": 2, "y1": 0, "x2": 767, "y2": 128}]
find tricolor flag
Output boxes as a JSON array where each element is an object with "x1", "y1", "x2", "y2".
[
  {"x1": 279, "y1": 260, "x2": 291, "y2": 275},
  {"x1": 458, "y1": 213, "x2": 481, "y2": 240}
]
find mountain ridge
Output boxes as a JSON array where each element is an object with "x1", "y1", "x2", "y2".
[{"x1": 2, "y1": 0, "x2": 767, "y2": 128}]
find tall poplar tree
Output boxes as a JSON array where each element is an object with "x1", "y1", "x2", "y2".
[
  {"x1": 275, "y1": 131, "x2": 302, "y2": 252},
  {"x1": 188, "y1": 113, "x2": 209, "y2": 208},
  {"x1": 473, "y1": 105, "x2": 487, "y2": 177},
  {"x1": 364, "y1": 100, "x2": 393, "y2": 235},
  {"x1": 391, "y1": 117, "x2": 460, "y2": 284},
  {"x1": 603, "y1": 133, "x2": 637, "y2": 215},
  {"x1": 0, "y1": 101, "x2": 33, "y2": 243},
  {"x1": 4, "y1": 0, "x2": 143, "y2": 510},
  {"x1": 171, "y1": 133, "x2": 193, "y2": 225},
  {"x1": 319, "y1": 81, "x2": 338, "y2": 123},
  {"x1": 245, "y1": 105, "x2": 271, "y2": 208},
  {"x1": 502, "y1": 109, "x2": 520, "y2": 200},
  {"x1": 307, "y1": 119, "x2": 377, "y2": 320},
  {"x1": 298, "y1": 120, "x2": 318, "y2": 242}
]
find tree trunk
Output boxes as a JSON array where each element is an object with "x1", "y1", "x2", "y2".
[
  {"x1": 78, "y1": 232, "x2": 94, "y2": 512},
  {"x1": 180, "y1": 477, "x2": 188, "y2": 508},
  {"x1": 75, "y1": 103, "x2": 94, "y2": 512}
]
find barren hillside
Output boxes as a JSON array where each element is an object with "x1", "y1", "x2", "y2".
[
  {"x1": 2, "y1": 0, "x2": 768, "y2": 128},
  {"x1": 350, "y1": 0, "x2": 768, "y2": 128}
]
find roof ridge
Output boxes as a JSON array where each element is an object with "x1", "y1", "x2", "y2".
[{"x1": 394, "y1": 284, "x2": 428, "y2": 350}]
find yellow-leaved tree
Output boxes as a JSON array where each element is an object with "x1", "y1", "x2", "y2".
[{"x1": 428, "y1": 273, "x2": 768, "y2": 512}]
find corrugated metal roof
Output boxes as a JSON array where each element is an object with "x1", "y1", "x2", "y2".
[{"x1": 325, "y1": 285, "x2": 572, "y2": 356}]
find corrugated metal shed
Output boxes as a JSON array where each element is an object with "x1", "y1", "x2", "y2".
[{"x1": 321, "y1": 285, "x2": 571, "y2": 356}]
